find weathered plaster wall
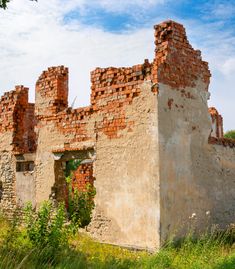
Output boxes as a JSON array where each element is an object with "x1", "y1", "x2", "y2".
[
  {"x1": 16, "y1": 172, "x2": 35, "y2": 207},
  {"x1": 154, "y1": 21, "x2": 235, "y2": 244},
  {"x1": 158, "y1": 82, "x2": 235, "y2": 243},
  {"x1": 157, "y1": 81, "x2": 211, "y2": 240},
  {"x1": 0, "y1": 86, "x2": 36, "y2": 215},
  {"x1": 0, "y1": 152, "x2": 16, "y2": 216},
  {"x1": 204, "y1": 144, "x2": 235, "y2": 226},
  {"x1": 88, "y1": 81, "x2": 160, "y2": 251},
  {"x1": 33, "y1": 72, "x2": 160, "y2": 250}
]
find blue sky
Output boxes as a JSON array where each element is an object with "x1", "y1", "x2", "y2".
[
  {"x1": 0, "y1": 0, "x2": 235, "y2": 130},
  {"x1": 64, "y1": 0, "x2": 235, "y2": 33}
]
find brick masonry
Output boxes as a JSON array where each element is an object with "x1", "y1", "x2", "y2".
[{"x1": 0, "y1": 20, "x2": 235, "y2": 250}]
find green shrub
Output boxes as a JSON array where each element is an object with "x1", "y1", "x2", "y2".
[
  {"x1": 224, "y1": 130, "x2": 235, "y2": 140},
  {"x1": 66, "y1": 176, "x2": 96, "y2": 228},
  {"x1": 65, "y1": 159, "x2": 96, "y2": 228},
  {"x1": 1, "y1": 220, "x2": 235, "y2": 269},
  {"x1": 24, "y1": 201, "x2": 68, "y2": 250},
  {"x1": 65, "y1": 159, "x2": 81, "y2": 177}
]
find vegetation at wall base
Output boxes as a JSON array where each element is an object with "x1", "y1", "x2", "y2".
[
  {"x1": 65, "y1": 159, "x2": 96, "y2": 228},
  {"x1": 1, "y1": 210, "x2": 235, "y2": 268}
]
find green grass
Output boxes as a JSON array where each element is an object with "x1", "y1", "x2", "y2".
[{"x1": 0, "y1": 214, "x2": 235, "y2": 269}]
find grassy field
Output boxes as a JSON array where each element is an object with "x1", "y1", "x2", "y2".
[{"x1": 0, "y1": 214, "x2": 235, "y2": 269}]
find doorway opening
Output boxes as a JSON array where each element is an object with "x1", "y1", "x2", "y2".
[{"x1": 53, "y1": 149, "x2": 96, "y2": 227}]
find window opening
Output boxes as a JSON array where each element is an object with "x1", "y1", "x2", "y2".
[{"x1": 16, "y1": 161, "x2": 35, "y2": 172}]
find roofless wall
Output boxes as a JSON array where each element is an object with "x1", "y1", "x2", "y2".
[{"x1": 0, "y1": 20, "x2": 235, "y2": 251}]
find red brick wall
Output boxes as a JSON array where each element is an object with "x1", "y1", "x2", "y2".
[
  {"x1": 208, "y1": 107, "x2": 235, "y2": 148},
  {"x1": 0, "y1": 86, "x2": 36, "y2": 153},
  {"x1": 152, "y1": 20, "x2": 211, "y2": 90},
  {"x1": 209, "y1": 107, "x2": 224, "y2": 138},
  {"x1": 1, "y1": 20, "x2": 232, "y2": 154},
  {"x1": 72, "y1": 163, "x2": 94, "y2": 192},
  {"x1": 35, "y1": 66, "x2": 68, "y2": 117}
]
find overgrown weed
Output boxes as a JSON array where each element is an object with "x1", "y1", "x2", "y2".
[{"x1": 0, "y1": 207, "x2": 235, "y2": 268}]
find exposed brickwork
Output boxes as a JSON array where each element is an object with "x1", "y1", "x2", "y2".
[
  {"x1": 34, "y1": 62, "x2": 151, "y2": 141},
  {"x1": 90, "y1": 61, "x2": 151, "y2": 138},
  {"x1": 0, "y1": 86, "x2": 27, "y2": 133},
  {"x1": 153, "y1": 20, "x2": 211, "y2": 90},
  {"x1": 90, "y1": 60, "x2": 151, "y2": 107},
  {"x1": 0, "y1": 86, "x2": 36, "y2": 153},
  {"x1": 209, "y1": 107, "x2": 223, "y2": 138},
  {"x1": 72, "y1": 163, "x2": 94, "y2": 191},
  {"x1": 0, "y1": 21, "x2": 214, "y2": 153},
  {"x1": 207, "y1": 107, "x2": 235, "y2": 148},
  {"x1": 35, "y1": 66, "x2": 68, "y2": 118},
  {"x1": 0, "y1": 20, "x2": 234, "y2": 245},
  {"x1": 208, "y1": 136, "x2": 235, "y2": 148},
  {"x1": 52, "y1": 146, "x2": 94, "y2": 153}
]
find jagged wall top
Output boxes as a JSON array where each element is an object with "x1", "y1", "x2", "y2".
[
  {"x1": 1, "y1": 20, "x2": 233, "y2": 152},
  {"x1": 153, "y1": 20, "x2": 211, "y2": 90},
  {"x1": 35, "y1": 66, "x2": 69, "y2": 117}
]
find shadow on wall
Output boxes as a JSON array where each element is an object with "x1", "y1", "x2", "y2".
[{"x1": 0, "y1": 181, "x2": 2, "y2": 203}]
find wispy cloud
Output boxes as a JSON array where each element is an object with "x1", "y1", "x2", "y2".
[
  {"x1": 0, "y1": 0, "x2": 155, "y2": 105},
  {"x1": 202, "y1": 1, "x2": 235, "y2": 20}
]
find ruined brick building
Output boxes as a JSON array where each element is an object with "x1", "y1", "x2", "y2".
[{"x1": 0, "y1": 20, "x2": 235, "y2": 251}]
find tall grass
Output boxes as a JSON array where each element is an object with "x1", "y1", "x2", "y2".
[{"x1": 0, "y1": 213, "x2": 235, "y2": 268}]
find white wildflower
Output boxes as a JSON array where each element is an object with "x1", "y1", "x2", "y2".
[{"x1": 189, "y1": 213, "x2": 196, "y2": 219}]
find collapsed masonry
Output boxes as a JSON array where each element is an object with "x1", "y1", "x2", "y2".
[{"x1": 0, "y1": 20, "x2": 235, "y2": 251}]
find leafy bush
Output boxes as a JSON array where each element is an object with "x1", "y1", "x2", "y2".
[
  {"x1": 224, "y1": 130, "x2": 235, "y2": 140},
  {"x1": 1, "y1": 215, "x2": 235, "y2": 269},
  {"x1": 66, "y1": 176, "x2": 96, "y2": 228},
  {"x1": 65, "y1": 159, "x2": 81, "y2": 177},
  {"x1": 24, "y1": 201, "x2": 68, "y2": 250},
  {"x1": 65, "y1": 159, "x2": 96, "y2": 228}
]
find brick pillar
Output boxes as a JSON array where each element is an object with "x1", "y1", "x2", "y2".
[
  {"x1": 209, "y1": 107, "x2": 224, "y2": 138},
  {"x1": 35, "y1": 66, "x2": 68, "y2": 117},
  {"x1": 0, "y1": 85, "x2": 35, "y2": 153},
  {"x1": 152, "y1": 20, "x2": 211, "y2": 90}
]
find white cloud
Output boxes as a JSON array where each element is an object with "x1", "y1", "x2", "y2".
[
  {"x1": 221, "y1": 58, "x2": 235, "y2": 76},
  {"x1": 0, "y1": 0, "x2": 155, "y2": 106},
  {"x1": 204, "y1": 2, "x2": 235, "y2": 19}
]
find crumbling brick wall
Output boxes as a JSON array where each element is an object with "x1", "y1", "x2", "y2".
[
  {"x1": 0, "y1": 19, "x2": 235, "y2": 250},
  {"x1": 153, "y1": 21, "x2": 235, "y2": 244},
  {"x1": 72, "y1": 163, "x2": 94, "y2": 191},
  {"x1": 35, "y1": 66, "x2": 68, "y2": 117},
  {"x1": 0, "y1": 86, "x2": 36, "y2": 216},
  {"x1": 208, "y1": 107, "x2": 235, "y2": 148},
  {"x1": 209, "y1": 107, "x2": 223, "y2": 138},
  {"x1": 0, "y1": 86, "x2": 36, "y2": 153},
  {"x1": 0, "y1": 152, "x2": 16, "y2": 216},
  {"x1": 152, "y1": 21, "x2": 210, "y2": 89}
]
